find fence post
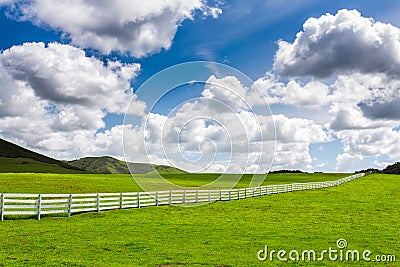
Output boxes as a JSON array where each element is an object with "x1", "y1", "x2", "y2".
[
  {"x1": 196, "y1": 190, "x2": 199, "y2": 203},
  {"x1": 219, "y1": 190, "x2": 222, "y2": 201},
  {"x1": 137, "y1": 192, "x2": 141, "y2": 208},
  {"x1": 169, "y1": 191, "x2": 172, "y2": 205},
  {"x1": 97, "y1": 193, "x2": 100, "y2": 212},
  {"x1": 1, "y1": 193, "x2": 4, "y2": 221},
  {"x1": 237, "y1": 189, "x2": 240, "y2": 200},
  {"x1": 37, "y1": 194, "x2": 42, "y2": 220},
  {"x1": 68, "y1": 194, "x2": 72, "y2": 217},
  {"x1": 119, "y1": 193, "x2": 123, "y2": 209},
  {"x1": 229, "y1": 190, "x2": 231, "y2": 201},
  {"x1": 244, "y1": 188, "x2": 247, "y2": 198},
  {"x1": 208, "y1": 191, "x2": 211, "y2": 202},
  {"x1": 156, "y1": 191, "x2": 159, "y2": 206},
  {"x1": 183, "y1": 190, "x2": 186, "y2": 204}
]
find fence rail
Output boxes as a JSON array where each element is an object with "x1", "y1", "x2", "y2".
[{"x1": 0, "y1": 173, "x2": 365, "y2": 221}]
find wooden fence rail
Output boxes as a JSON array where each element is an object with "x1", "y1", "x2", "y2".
[{"x1": 0, "y1": 173, "x2": 365, "y2": 221}]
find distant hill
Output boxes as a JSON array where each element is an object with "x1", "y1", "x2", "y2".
[
  {"x1": 0, "y1": 138, "x2": 186, "y2": 174},
  {"x1": 0, "y1": 138, "x2": 85, "y2": 173},
  {"x1": 270, "y1": 170, "x2": 304, "y2": 174},
  {"x1": 67, "y1": 156, "x2": 187, "y2": 174},
  {"x1": 0, "y1": 157, "x2": 87, "y2": 174},
  {"x1": 68, "y1": 156, "x2": 134, "y2": 174},
  {"x1": 383, "y1": 162, "x2": 400, "y2": 174}
]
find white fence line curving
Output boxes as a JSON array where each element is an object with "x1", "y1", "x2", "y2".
[{"x1": 0, "y1": 173, "x2": 365, "y2": 221}]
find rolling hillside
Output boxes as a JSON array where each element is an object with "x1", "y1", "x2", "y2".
[
  {"x1": 0, "y1": 138, "x2": 85, "y2": 173},
  {"x1": 67, "y1": 156, "x2": 187, "y2": 174},
  {"x1": 0, "y1": 138, "x2": 186, "y2": 174}
]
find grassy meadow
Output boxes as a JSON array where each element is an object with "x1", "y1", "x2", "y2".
[
  {"x1": 0, "y1": 172, "x2": 349, "y2": 193},
  {"x1": 0, "y1": 173, "x2": 398, "y2": 266}
]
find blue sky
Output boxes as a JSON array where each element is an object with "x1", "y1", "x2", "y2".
[{"x1": 1, "y1": 0, "x2": 400, "y2": 173}]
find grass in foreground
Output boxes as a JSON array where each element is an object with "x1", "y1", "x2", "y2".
[
  {"x1": 0, "y1": 173, "x2": 140, "y2": 194},
  {"x1": 0, "y1": 174, "x2": 398, "y2": 266},
  {"x1": 0, "y1": 172, "x2": 350, "y2": 193}
]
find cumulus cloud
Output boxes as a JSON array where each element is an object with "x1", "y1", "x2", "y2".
[
  {"x1": 271, "y1": 115, "x2": 331, "y2": 171},
  {"x1": 239, "y1": 9, "x2": 400, "y2": 172},
  {"x1": 325, "y1": 73, "x2": 400, "y2": 170},
  {"x1": 0, "y1": 42, "x2": 144, "y2": 159},
  {"x1": 122, "y1": 74, "x2": 332, "y2": 173},
  {"x1": 326, "y1": 72, "x2": 400, "y2": 131},
  {"x1": 359, "y1": 101, "x2": 400, "y2": 120},
  {"x1": 4, "y1": 0, "x2": 220, "y2": 57},
  {"x1": 139, "y1": 101, "x2": 271, "y2": 173},
  {"x1": 335, "y1": 128, "x2": 400, "y2": 171},
  {"x1": 263, "y1": 7, "x2": 400, "y2": 171},
  {"x1": 1, "y1": 42, "x2": 143, "y2": 115},
  {"x1": 223, "y1": 9, "x2": 400, "y2": 172},
  {"x1": 274, "y1": 9, "x2": 400, "y2": 78},
  {"x1": 328, "y1": 104, "x2": 386, "y2": 131},
  {"x1": 273, "y1": 114, "x2": 331, "y2": 143},
  {"x1": 254, "y1": 73, "x2": 330, "y2": 108},
  {"x1": 272, "y1": 143, "x2": 313, "y2": 172},
  {"x1": 336, "y1": 153, "x2": 363, "y2": 172},
  {"x1": 130, "y1": 111, "x2": 330, "y2": 173}
]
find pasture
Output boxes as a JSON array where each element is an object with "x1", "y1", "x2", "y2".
[
  {"x1": 0, "y1": 173, "x2": 398, "y2": 266},
  {"x1": 0, "y1": 172, "x2": 349, "y2": 193}
]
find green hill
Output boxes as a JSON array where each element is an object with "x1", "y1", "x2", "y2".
[
  {"x1": 0, "y1": 138, "x2": 186, "y2": 174},
  {"x1": 0, "y1": 138, "x2": 85, "y2": 173},
  {"x1": 67, "y1": 156, "x2": 187, "y2": 174},
  {"x1": 68, "y1": 156, "x2": 135, "y2": 174},
  {"x1": 0, "y1": 157, "x2": 87, "y2": 174}
]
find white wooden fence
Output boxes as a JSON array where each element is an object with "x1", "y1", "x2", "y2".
[{"x1": 0, "y1": 173, "x2": 364, "y2": 221}]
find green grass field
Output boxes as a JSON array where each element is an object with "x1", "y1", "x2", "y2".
[
  {"x1": 0, "y1": 172, "x2": 349, "y2": 193},
  {"x1": 0, "y1": 173, "x2": 398, "y2": 266}
]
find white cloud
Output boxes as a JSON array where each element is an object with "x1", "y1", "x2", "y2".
[
  {"x1": 328, "y1": 104, "x2": 386, "y2": 131},
  {"x1": 263, "y1": 12, "x2": 400, "y2": 170},
  {"x1": 335, "y1": 128, "x2": 400, "y2": 171},
  {"x1": 0, "y1": 42, "x2": 144, "y2": 159},
  {"x1": 273, "y1": 114, "x2": 331, "y2": 143},
  {"x1": 264, "y1": 9, "x2": 400, "y2": 171},
  {"x1": 121, "y1": 74, "x2": 332, "y2": 173},
  {"x1": 274, "y1": 9, "x2": 400, "y2": 78},
  {"x1": 270, "y1": 115, "x2": 331, "y2": 171},
  {"x1": 202, "y1": 75, "x2": 250, "y2": 112},
  {"x1": 5, "y1": 0, "x2": 220, "y2": 57},
  {"x1": 204, "y1": 6, "x2": 223, "y2": 19},
  {"x1": 272, "y1": 143, "x2": 313, "y2": 172},
  {"x1": 325, "y1": 72, "x2": 400, "y2": 170},
  {"x1": 336, "y1": 153, "x2": 363, "y2": 172},
  {"x1": 254, "y1": 73, "x2": 330, "y2": 108},
  {"x1": 373, "y1": 160, "x2": 394, "y2": 169}
]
